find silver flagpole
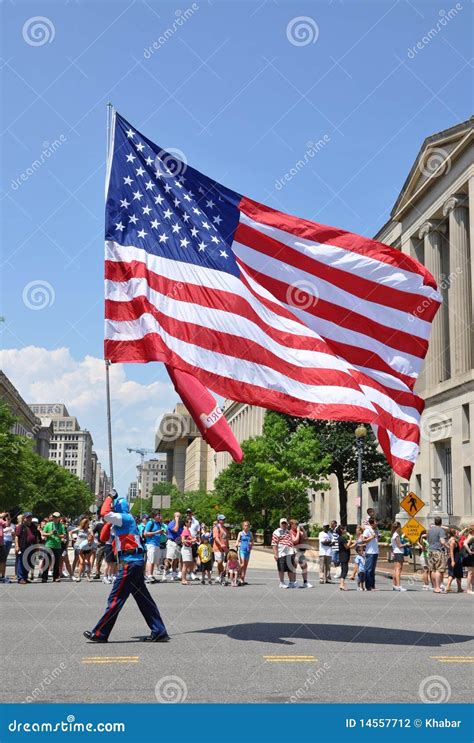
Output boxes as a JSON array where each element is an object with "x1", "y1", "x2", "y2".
[{"x1": 105, "y1": 102, "x2": 114, "y2": 490}]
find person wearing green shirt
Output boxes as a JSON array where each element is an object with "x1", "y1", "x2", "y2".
[{"x1": 41, "y1": 512, "x2": 66, "y2": 582}]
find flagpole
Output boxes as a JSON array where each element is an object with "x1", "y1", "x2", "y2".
[{"x1": 105, "y1": 102, "x2": 114, "y2": 490}]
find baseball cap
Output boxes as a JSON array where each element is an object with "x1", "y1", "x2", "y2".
[
  {"x1": 31, "y1": 517, "x2": 39, "y2": 523},
  {"x1": 279, "y1": 517, "x2": 288, "y2": 525},
  {"x1": 52, "y1": 512, "x2": 61, "y2": 517},
  {"x1": 23, "y1": 512, "x2": 33, "y2": 518},
  {"x1": 323, "y1": 523, "x2": 330, "y2": 529},
  {"x1": 186, "y1": 508, "x2": 193, "y2": 513},
  {"x1": 217, "y1": 514, "x2": 226, "y2": 521}
]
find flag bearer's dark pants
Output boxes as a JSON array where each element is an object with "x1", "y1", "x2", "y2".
[{"x1": 91, "y1": 559, "x2": 167, "y2": 640}]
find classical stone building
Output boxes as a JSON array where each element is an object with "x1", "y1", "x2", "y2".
[
  {"x1": 376, "y1": 117, "x2": 473, "y2": 526},
  {"x1": 0, "y1": 371, "x2": 52, "y2": 458}
]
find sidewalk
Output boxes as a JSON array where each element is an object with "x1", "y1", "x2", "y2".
[{"x1": 251, "y1": 545, "x2": 421, "y2": 580}]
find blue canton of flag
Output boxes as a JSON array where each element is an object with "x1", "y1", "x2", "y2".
[{"x1": 105, "y1": 112, "x2": 241, "y2": 278}]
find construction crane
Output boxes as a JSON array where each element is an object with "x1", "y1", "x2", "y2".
[{"x1": 127, "y1": 447, "x2": 155, "y2": 517}]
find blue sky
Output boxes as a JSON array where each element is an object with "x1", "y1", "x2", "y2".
[{"x1": 1, "y1": 0, "x2": 471, "y2": 495}]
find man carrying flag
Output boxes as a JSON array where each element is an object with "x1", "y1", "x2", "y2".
[
  {"x1": 104, "y1": 110, "x2": 441, "y2": 481},
  {"x1": 84, "y1": 490, "x2": 169, "y2": 643}
]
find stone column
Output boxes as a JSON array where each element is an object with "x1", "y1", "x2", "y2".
[
  {"x1": 443, "y1": 193, "x2": 472, "y2": 377},
  {"x1": 419, "y1": 220, "x2": 448, "y2": 386}
]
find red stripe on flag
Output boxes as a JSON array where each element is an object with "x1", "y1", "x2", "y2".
[
  {"x1": 239, "y1": 196, "x2": 438, "y2": 290},
  {"x1": 234, "y1": 222, "x2": 440, "y2": 322},
  {"x1": 236, "y1": 257, "x2": 428, "y2": 359},
  {"x1": 104, "y1": 335, "x2": 378, "y2": 424}
]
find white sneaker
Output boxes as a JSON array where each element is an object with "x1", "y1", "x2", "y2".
[
  {"x1": 189, "y1": 572, "x2": 197, "y2": 581},
  {"x1": 303, "y1": 582, "x2": 313, "y2": 588},
  {"x1": 422, "y1": 586, "x2": 430, "y2": 591},
  {"x1": 357, "y1": 587, "x2": 363, "y2": 591},
  {"x1": 177, "y1": 571, "x2": 182, "y2": 580},
  {"x1": 279, "y1": 582, "x2": 288, "y2": 589},
  {"x1": 102, "y1": 576, "x2": 110, "y2": 584},
  {"x1": 72, "y1": 576, "x2": 81, "y2": 582},
  {"x1": 288, "y1": 581, "x2": 298, "y2": 589},
  {"x1": 161, "y1": 573, "x2": 167, "y2": 582},
  {"x1": 398, "y1": 586, "x2": 407, "y2": 592}
]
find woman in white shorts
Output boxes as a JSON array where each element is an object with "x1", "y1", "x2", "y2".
[{"x1": 180, "y1": 517, "x2": 195, "y2": 585}]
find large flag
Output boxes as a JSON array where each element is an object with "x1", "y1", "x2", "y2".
[{"x1": 104, "y1": 111, "x2": 441, "y2": 479}]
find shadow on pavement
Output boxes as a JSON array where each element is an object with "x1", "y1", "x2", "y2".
[{"x1": 189, "y1": 623, "x2": 473, "y2": 646}]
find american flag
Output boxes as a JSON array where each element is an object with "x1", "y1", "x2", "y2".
[{"x1": 105, "y1": 111, "x2": 441, "y2": 479}]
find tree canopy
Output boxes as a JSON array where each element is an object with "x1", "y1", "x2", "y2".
[
  {"x1": 0, "y1": 401, "x2": 94, "y2": 518},
  {"x1": 214, "y1": 411, "x2": 331, "y2": 528},
  {"x1": 280, "y1": 416, "x2": 391, "y2": 524}
]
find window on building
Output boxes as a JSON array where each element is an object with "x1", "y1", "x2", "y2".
[
  {"x1": 445, "y1": 447, "x2": 453, "y2": 515},
  {"x1": 369, "y1": 486, "x2": 379, "y2": 503},
  {"x1": 416, "y1": 474, "x2": 422, "y2": 500},
  {"x1": 464, "y1": 466, "x2": 472, "y2": 517},
  {"x1": 462, "y1": 404, "x2": 470, "y2": 442}
]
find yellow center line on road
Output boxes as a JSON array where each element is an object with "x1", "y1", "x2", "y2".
[
  {"x1": 81, "y1": 655, "x2": 140, "y2": 665},
  {"x1": 263, "y1": 655, "x2": 318, "y2": 663},
  {"x1": 430, "y1": 656, "x2": 474, "y2": 662}
]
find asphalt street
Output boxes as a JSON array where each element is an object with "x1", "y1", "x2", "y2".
[{"x1": 1, "y1": 568, "x2": 472, "y2": 705}]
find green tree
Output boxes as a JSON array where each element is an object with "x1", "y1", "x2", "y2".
[
  {"x1": 0, "y1": 402, "x2": 34, "y2": 509},
  {"x1": 214, "y1": 412, "x2": 331, "y2": 529},
  {"x1": 20, "y1": 452, "x2": 94, "y2": 518},
  {"x1": 282, "y1": 417, "x2": 391, "y2": 525},
  {"x1": 0, "y1": 400, "x2": 94, "y2": 518}
]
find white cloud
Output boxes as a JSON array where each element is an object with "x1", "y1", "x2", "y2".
[{"x1": 0, "y1": 346, "x2": 178, "y2": 496}]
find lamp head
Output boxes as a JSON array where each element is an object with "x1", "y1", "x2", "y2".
[{"x1": 355, "y1": 424, "x2": 368, "y2": 439}]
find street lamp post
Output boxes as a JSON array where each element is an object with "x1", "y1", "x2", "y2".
[{"x1": 355, "y1": 424, "x2": 368, "y2": 525}]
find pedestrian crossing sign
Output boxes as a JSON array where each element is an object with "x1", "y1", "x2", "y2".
[
  {"x1": 399, "y1": 491, "x2": 425, "y2": 517},
  {"x1": 402, "y1": 518, "x2": 425, "y2": 544}
]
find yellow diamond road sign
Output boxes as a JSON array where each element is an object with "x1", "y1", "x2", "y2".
[
  {"x1": 400, "y1": 491, "x2": 425, "y2": 517},
  {"x1": 402, "y1": 518, "x2": 425, "y2": 544}
]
